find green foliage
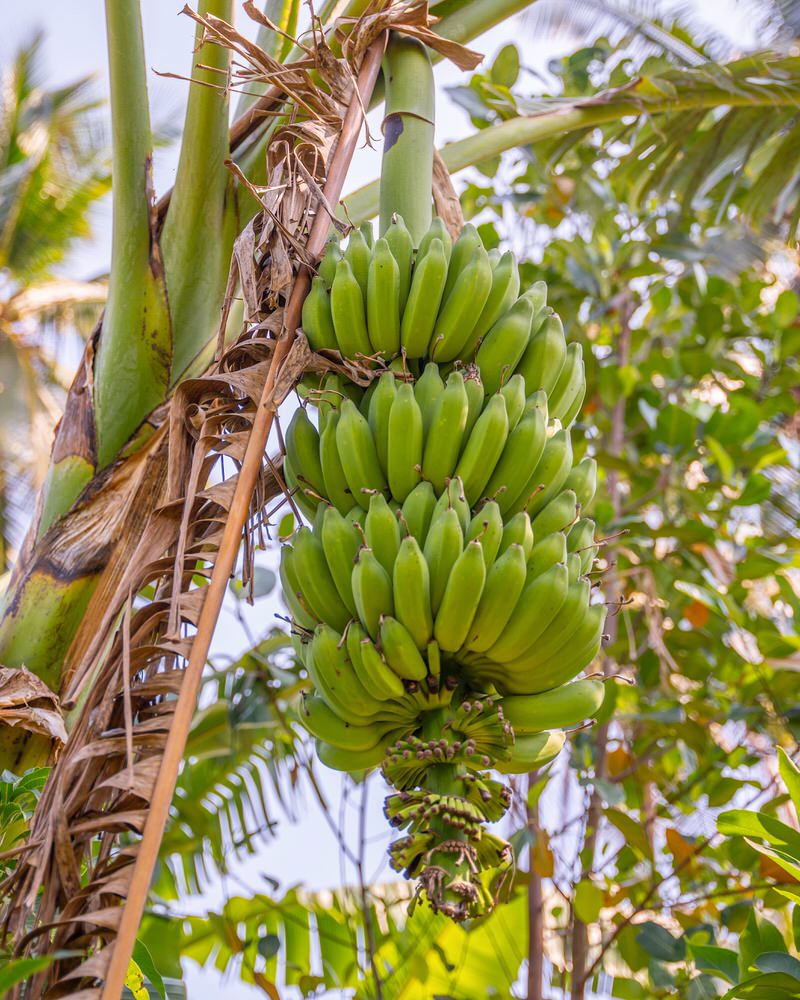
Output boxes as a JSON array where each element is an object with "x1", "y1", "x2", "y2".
[{"x1": 0, "y1": 767, "x2": 48, "y2": 879}]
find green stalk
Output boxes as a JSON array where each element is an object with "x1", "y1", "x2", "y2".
[
  {"x1": 161, "y1": 0, "x2": 237, "y2": 384},
  {"x1": 379, "y1": 35, "x2": 434, "y2": 245},
  {"x1": 93, "y1": 0, "x2": 172, "y2": 471}
]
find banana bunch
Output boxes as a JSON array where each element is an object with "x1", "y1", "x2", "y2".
[
  {"x1": 284, "y1": 366, "x2": 596, "y2": 524},
  {"x1": 301, "y1": 217, "x2": 586, "y2": 423},
  {"x1": 282, "y1": 470, "x2": 604, "y2": 691},
  {"x1": 282, "y1": 217, "x2": 612, "y2": 921}
]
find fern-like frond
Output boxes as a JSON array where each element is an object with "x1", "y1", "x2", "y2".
[{"x1": 154, "y1": 629, "x2": 307, "y2": 899}]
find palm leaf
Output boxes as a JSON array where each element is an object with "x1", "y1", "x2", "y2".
[{"x1": 155, "y1": 630, "x2": 307, "y2": 899}]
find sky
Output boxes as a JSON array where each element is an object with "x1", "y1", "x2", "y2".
[{"x1": 3, "y1": 1, "x2": 760, "y2": 996}]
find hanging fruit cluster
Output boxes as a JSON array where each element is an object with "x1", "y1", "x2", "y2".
[{"x1": 281, "y1": 216, "x2": 609, "y2": 919}]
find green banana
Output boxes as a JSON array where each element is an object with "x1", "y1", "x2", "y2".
[
  {"x1": 524, "y1": 428, "x2": 574, "y2": 518},
  {"x1": 549, "y1": 342, "x2": 584, "y2": 421},
  {"x1": 568, "y1": 517, "x2": 598, "y2": 575},
  {"x1": 475, "y1": 297, "x2": 535, "y2": 395},
  {"x1": 431, "y1": 476, "x2": 471, "y2": 535},
  {"x1": 392, "y1": 535, "x2": 434, "y2": 650},
  {"x1": 399, "y1": 481, "x2": 436, "y2": 546},
  {"x1": 367, "y1": 237, "x2": 401, "y2": 356},
  {"x1": 484, "y1": 407, "x2": 547, "y2": 516},
  {"x1": 504, "y1": 603, "x2": 606, "y2": 695},
  {"x1": 359, "y1": 222, "x2": 374, "y2": 249},
  {"x1": 367, "y1": 371, "x2": 397, "y2": 472},
  {"x1": 285, "y1": 407, "x2": 326, "y2": 503},
  {"x1": 560, "y1": 382, "x2": 586, "y2": 429},
  {"x1": 365, "y1": 492, "x2": 401, "y2": 576},
  {"x1": 301, "y1": 693, "x2": 397, "y2": 751},
  {"x1": 499, "y1": 373, "x2": 527, "y2": 431},
  {"x1": 434, "y1": 539, "x2": 486, "y2": 652},
  {"x1": 359, "y1": 636, "x2": 406, "y2": 698},
  {"x1": 346, "y1": 620, "x2": 403, "y2": 701},
  {"x1": 531, "y1": 489, "x2": 579, "y2": 538},
  {"x1": 414, "y1": 361, "x2": 445, "y2": 433},
  {"x1": 330, "y1": 258, "x2": 372, "y2": 358},
  {"x1": 319, "y1": 410, "x2": 353, "y2": 514},
  {"x1": 315, "y1": 732, "x2": 399, "y2": 773},
  {"x1": 430, "y1": 246, "x2": 493, "y2": 362},
  {"x1": 498, "y1": 511, "x2": 534, "y2": 560},
  {"x1": 567, "y1": 552, "x2": 582, "y2": 582},
  {"x1": 384, "y1": 214, "x2": 414, "y2": 312},
  {"x1": 345, "y1": 621, "x2": 406, "y2": 701},
  {"x1": 504, "y1": 578, "x2": 591, "y2": 670},
  {"x1": 501, "y1": 678, "x2": 605, "y2": 734},
  {"x1": 279, "y1": 544, "x2": 317, "y2": 629},
  {"x1": 527, "y1": 531, "x2": 568, "y2": 578},
  {"x1": 462, "y1": 543, "x2": 527, "y2": 653},
  {"x1": 441, "y1": 223, "x2": 481, "y2": 301},
  {"x1": 301, "y1": 275, "x2": 337, "y2": 351},
  {"x1": 484, "y1": 561, "x2": 569, "y2": 663},
  {"x1": 520, "y1": 279, "x2": 548, "y2": 316},
  {"x1": 292, "y1": 527, "x2": 351, "y2": 632},
  {"x1": 466, "y1": 500, "x2": 503, "y2": 569},
  {"x1": 423, "y1": 506, "x2": 464, "y2": 615},
  {"x1": 416, "y1": 216, "x2": 452, "y2": 266},
  {"x1": 387, "y1": 382, "x2": 423, "y2": 501},
  {"x1": 335, "y1": 398, "x2": 388, "y2": 510},
  {"x1": 421, "y1": 370, "x2": 469, "y2": 493},
  {"x1": 320, "y1": 505, "x2": 360, "y2": 616},
  {"x1": 454, "y1": 393, "x2": 509, "y2": 505},
  {"x1": 495, "y1": 730, "x2": 566, "y2": 774},
  {"x1": 352, "y1": 545, "x2": 394, "y2": 639},
  {"x1": 305, "y1": 624, "x2": 387, "y2": 720},
  {"x1": 317, "y1": 236, "x2": 342, "y2": 290},
  {"x1": 344, "y1": 226, "x2": 371, "y2": 299},
  {"x1": 400, "y1": 237, "x2": 448, "y2": 358},
  {"x1": 470, "y1": 250, "x2": 521, "y2": 347},
  {"x1": 380, "y1": 615, "x2": 428, "y2": 680},
  {"x1": 515, "y1": 311, "x2": 566, "y2": 397},
  {"x1": 282, "y1": 450, "x2": 318, "y2": 522},
  {"x1": 564, "y1": 457, "x2": 598, "y2": 509}
]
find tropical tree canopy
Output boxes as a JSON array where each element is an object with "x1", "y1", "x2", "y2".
[{"x1": 0, "y1": 2, "x2": 799, "y2": 999}]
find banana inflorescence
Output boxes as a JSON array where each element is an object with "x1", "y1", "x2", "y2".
[{"x1": 281, "y1": 215, "x2": 610, "y2": 921}]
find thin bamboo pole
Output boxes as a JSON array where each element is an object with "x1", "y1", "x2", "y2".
[{"x1": 100, "y1": 33, "x2": 387, "y2": 999}]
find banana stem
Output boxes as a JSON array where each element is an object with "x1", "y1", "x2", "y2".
[{"x1": 379, "y1": 34, "x2": 434, "y2": 246}]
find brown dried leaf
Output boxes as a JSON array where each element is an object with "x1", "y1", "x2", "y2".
[{"x1": 0, "y1": 667, "x2": 67, "y2": 744}]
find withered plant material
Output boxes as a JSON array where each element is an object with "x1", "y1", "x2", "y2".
[{"x1": 0, "y1": 4, "x2": 480, "y2": 997}]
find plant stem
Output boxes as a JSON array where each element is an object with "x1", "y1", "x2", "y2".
[
  {"x1": 379, "y1": 34, "x2": 435, "y2": 245},
  {"x1": 527, "y1": 771, "x2": 544, "y2": 1000},
  {"x1": 161, "y1": 0, "x2": 236, "y2": 385},
  {"x1": 93, "y1": 0, "x2": 171, "y2": 472}
]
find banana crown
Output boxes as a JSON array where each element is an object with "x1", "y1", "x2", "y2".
[{"x1": 283, "y1": 219, "x2": 607, "y2": 921}]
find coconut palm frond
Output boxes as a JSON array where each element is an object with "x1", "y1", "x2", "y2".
[
  {"x1": 0, "y1": 34, "x2": 109, "y2": 282},
  {"x1": 449, "y1": 50, "x2": 800, "y2": 236},
  {"x1": 523, "y1": 0, "x2": 800, "y2": 66}
]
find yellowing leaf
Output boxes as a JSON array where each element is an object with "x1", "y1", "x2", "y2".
[{"x1": 124, "y1": 958, "x2": 149, "y2": 1000}]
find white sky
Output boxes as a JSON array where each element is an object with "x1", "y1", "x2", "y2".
[{"x1": 3, "y1": 2, "x2": 760, "y2": 996}]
